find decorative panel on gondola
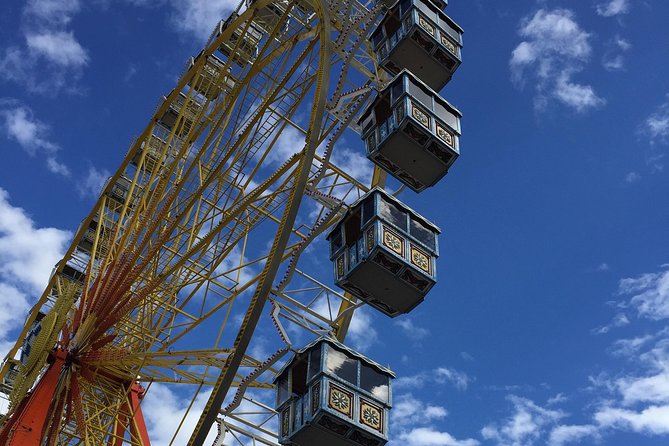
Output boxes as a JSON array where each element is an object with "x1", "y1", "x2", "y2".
[
  {"x1": 326, "y1": 188, "x2": 439, "y2": 317},
  {"x1": 358, "y1": 70, "x2": 462, "y2": 192},
  {"x1": 275, "y1": 338, "x2": 394, "y2": 446},
  {"x1": 371, "y1": 0, "x2": 463, "y2": 91}
]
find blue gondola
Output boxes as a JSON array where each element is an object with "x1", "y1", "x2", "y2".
[
  {"x1": 326, "y1": 188, "x2": 440, "y2": 317},
  {"x1": 371, "y1": 0, "x2": 463, "y2": 91},
  {"x1": 275, "y1": 337, "x2": 394, "y2": 446},
  {"x1": 359, "y1": 70, "x2": 461, "y2": 192}
]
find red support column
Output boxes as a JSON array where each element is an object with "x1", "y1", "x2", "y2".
[
  {"x1": 107, "y1": 382, "x2": 152, "y2": 446},
  {"x1": 0, "y1": 350, "x2": 66, "y2": 446},
  {"x1": 128, "y1": 383, "x2": 151, "y2": 446}
]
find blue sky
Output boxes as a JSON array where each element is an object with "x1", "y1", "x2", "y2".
[{"x1": 1, "y1": 0, "x2": 669, "y2": 445}]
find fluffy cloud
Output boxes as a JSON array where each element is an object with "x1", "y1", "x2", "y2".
[
  {"x1": 596, "y1": 0, "x2": 630, "y2": 17},
  {"x1": 266, "y1": 126, "x2": 306, "y2": 165},
  {"x1": 553, "y1": 73, "x2": 605, "y2": 112},
  {"x1": 395, "y1": 317, "x2": 429, "y2": 340},
  {"x1": 595, "y1": 405, "x2": 669, "y2": 435},
  {"x1": 0, "y1": 188, "x2": 71, "y2": 359},
  {"x1": 1, "y1": 103, "x2": 58, "y2": 154},
  {"x1": 548, "y1": 424, "x2": 599, "y2": 446},
  {"x1": 484, "y1": 266, "x2": 669, "y2": 446},
  {"x1": 347, "y1": 306, "x2": 379, "y2": 351},
  {"x1": 142, "y1": 384, "x2": 218, "y2": 446},
  {"x1": 26, "y1": 31, "x2": 89, "y2": 67},
  {"x1": 396, "y1": 427, "x2": 479, "y2": 446},
  {"x1": 592, "y1": 312, "x2": 629, "y2": 335},
  {"x1": 393, "y1": 394, "x2": 449, "y2": 427},
  {"x1": 389, "y1": 394, "x2": 478, "y2": 446},
  {"x1": 331, "y1": 148, "x2": 374, "y2": 188},
  {"x1": 619, "y1": 266, "x2": 669, "y2": 320},
  {"x1": 0, "y1": 189, "x2": 71, "y2": 292},
  {"x1": 510, "y1": 9, "x2": 604, "y2": 113},
  {"x1": 24, "y1": 0, "x2": 81, "y2": 27},
  {"x1": 169, "y1": 0, "x2": 239, "y2": 40},
  {"x1": 481, "y1": 396, "x2": 565, "y2": 446},
  {"x1": 0, "y1": 101, "x2": 71, "y2": 177},
  {"x1": 602, "y1": 36, "x2": 631, "y2": 71},
  {"x1": 79, "y1": 165, "x2": 110, "y2": 197},
  {"x1": 395, "y1": 366, "x2": 472, "y2": 391},
  {"x1": 641, "y1": 95, "x2": 669, "y2": 146},
  {"x1": 435, "y1": 367, "x2": 472, "y2": 391},
  {"x1": 0, "y1": 0, "x2": 88, "y2": 94},
  {"x1": 0, "y1": 283, "x2": 32, "y2": 359}
]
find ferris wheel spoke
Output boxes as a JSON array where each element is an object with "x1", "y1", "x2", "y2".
[{"x1": 0, "y1": 0, "x2": 418, "y2": 441}]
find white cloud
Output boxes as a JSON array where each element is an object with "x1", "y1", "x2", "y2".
[
  {"x1": 547, "y1": 393, "x2": 567, "y2": 406},
  {"x1": 1, "y1": 104, "x2": 58, "y2": 154},
  {"x1": 142, "y1": 384, "x2": 218, "y2": 446},
  {"x1": 617, "y1": 372, "x2": 669, "y2": 406},
  {"x1": 510, "y1": 9, "x2": 604, "y2": 113},
  {"x1": 0, "y1": 188, "x2": 71, "y2": 359},
  {"x1": 595, "y1": 405, "x2": 669, "y2": 435},
  {"x1": 597, "y1": 262, "x2": 610, "y2": 272},
  {"x1": 554, "y1": 73, "x2": 605, "y2": 112},
  {"x1": 624, "y1": 171, "x2": 640, "y2": 183},
  {"x1": 548, "y1": 424, "x2": 599, "y2": 446},
  {"x1": 641, "y1": 95, "x2": 669, "y2": 146},
  {"x1": 395, "y1": 318, "x2": 429, "y2": 340},
  {"x1": 0, "y1": 188, "x2": 71, "y2": 293},
  {"x1": 611, "y1": 334, "x2": 654, "y2": 356},
  {"x1": 0, "y1": 0, "x2": 87, "y2": 94},
  {"x1": 481, "y1": 396, "x2": 565, "y2": 446},
  {"x1": 169, "y1": 0, "x2": 239, "y2": 40},
  {"x1": 619, "y1": 266, "x2": 669, "y2": 320},
  {"x1": 46, "y1": 156, "x2": 72, "y2": 176},
  {"x1": 435, "y1": 367, "x2": 472, "y2": 391},
  {"x1": 596, "y1": 0, "x2": 630, "y2": 17},
  {"x1": 26, "y1": 31, "x2": 89, "y2": 67},
  {"x1": 592, "y1": 312, "x2": 629, "y2": 335},
  {"x1": 266, "y1": 126, "x2": 306, "y2": 165},
  {"x1": 79, "y1": 166, "x2": 110, "y2": 197},
  {"x1": 395, "y1": 366, "x2": 472, "y2": 392},
  {"x1": 603, "y1": 36, "x2": 631, "y2": 71},
  {"x1": 0, "y1": 283, "x2": 31, "y2": 358},
  {"x1": 396, "y1": 427, "x2": 479, "y2": 446},
  {"x1": 393, "y1": 394, "x2": 449, "y2": 427},
  {"x1": 347, "y1": 306, "x2": 378, "y2": 351},
  {"x1": 1, "y1": 102, "x2": 71, "y2": 177},
  {"x1": 611, "y1": 338, "x2": 669, "y2": 406},
  {"x1": 25, "y1": 0, "x2": 81, "y2": 27},
  {"x1": 603, "y1": 54, "x2": 624, "y2": 71},
  {"x1": 330, "y1": 146, "x2": 374, "y2": 186}
]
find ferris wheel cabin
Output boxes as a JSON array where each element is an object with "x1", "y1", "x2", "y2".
[
  {"x1": 158, "y1": 91, "x2": 205, "y2": 138},
  {"x1": 371, "y1": 0, "x2": 463, "y2": 92},
  {"x1": 275, "y1": 338, "x2": 394, "y2": 446},
  {"x1": 327, "y1": 188, "x2": 439, "y2": 317},
  {"x1": 359, "y1": 70, "x2": 461, "y2": 192},
  {"x1": 216, "y1": 14, "x2": 264, "y2": 67},
  {"x1": 188, "y1": 53, "x2": 237, "y2": 101}
]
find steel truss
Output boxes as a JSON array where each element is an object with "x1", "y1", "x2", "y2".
[{"x1": 0, "y1": 0, "x2": 393, "y2": 444}]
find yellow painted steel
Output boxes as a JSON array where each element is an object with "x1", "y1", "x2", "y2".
[{"x1": 0, "y1": 0, "x2": 388, "y2": 444}]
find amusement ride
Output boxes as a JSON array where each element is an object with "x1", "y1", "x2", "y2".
[{"x1": 0, "y1": 0, "x2": 464, "y2": 444}]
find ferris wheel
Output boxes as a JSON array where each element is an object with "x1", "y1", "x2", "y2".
[{"x1": 0, "y1": 0, "x2": 463, "y2": 445}]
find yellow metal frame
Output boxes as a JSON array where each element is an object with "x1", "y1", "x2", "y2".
[{"x1": 0, "y1": 0, "x2": 390, "y2": 444}]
